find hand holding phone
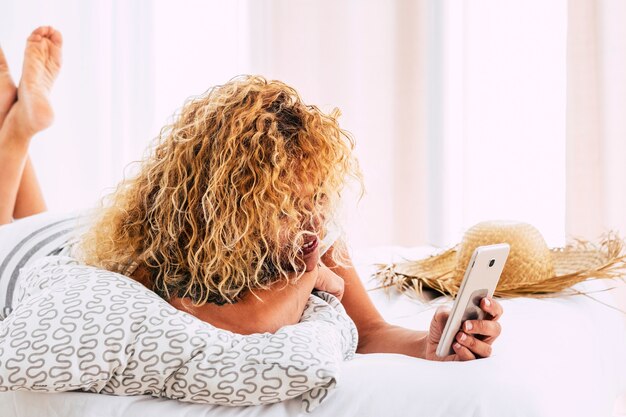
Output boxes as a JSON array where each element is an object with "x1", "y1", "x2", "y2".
[{"x1": 435, "y1": 243, "x2": 510, "y2": 358}]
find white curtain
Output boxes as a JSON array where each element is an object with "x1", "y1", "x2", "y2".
[
  {"x1": 446, "y1": 0, "x2": 567, "y2": 247},
  {"x1": 246, "y1": 0, "x2": 433, "y2": 248},
  {"x1": 1, "y1": 0, "x2": 569, "y2": 250},
  {"x1": 246, "y1": 0, "x2": 568, "y2": 248},
  {"x1": 566, "y1": 0, "x2": 626, "y2": 239},
  {"x1": 566, "y1": 3, "x2": 626, "y2": 412},
  {"x1": 0, "y1": 0, "x2": 157, "y2": 212},
  {"x1": 0, "y1": 0, "x2": 250, "y2": 215}
]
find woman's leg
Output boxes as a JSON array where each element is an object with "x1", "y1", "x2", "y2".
[
  {"x1": 0, "y1": 27, "x2": 62, "y2": 225},
  {"x1": 0, "y1": 46, "x2": 18, "y2": 125},
  {"x1": 0, "y1": 42, "x2": 25, "y2": 225},
  {"x1": 13, "y1": 157, "x2": 46, "y2": 219},
  {"x1": 0, "y1": 42, "x2": 46, "y2": 220},
  {"x1": 0, "y1": 110, "x2": 32, "y2": 225}
]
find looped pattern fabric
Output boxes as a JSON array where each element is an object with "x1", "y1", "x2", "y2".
[{"x1": 0, "y1": 256, "x2": 358, "y2": 412}]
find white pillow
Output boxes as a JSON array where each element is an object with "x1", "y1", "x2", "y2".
[
  {"x1": 0, "y1": 256, "x2": 357, "y2": 412},
  {"x1": 0, "y1": 212, "x2": 87, "y2": 319}
]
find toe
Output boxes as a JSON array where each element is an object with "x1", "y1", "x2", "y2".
[
  {"x1": 29, "y1": 26, "x2": 55, "y2": 42},
  {"x1": 28, "y1": 33, "x2": 43, "y2": 42},
  {"x1": 31, "y1": 26, "x2": 47, "y2": 38},
  {"x1": 34, "y1": 26, "x2": 50, "y2": 36},
  {"x1": 30, "y1": 26, "x2": 63, "y2": 48},
  {"x1": 49, "y1": 29, "x2": 63, "y2": 47}
]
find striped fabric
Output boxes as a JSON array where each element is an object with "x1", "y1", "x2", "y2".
[{"x1": 0, "y1": 211, "x2": 88, "y2": 320}]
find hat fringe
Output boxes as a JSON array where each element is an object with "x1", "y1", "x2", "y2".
[{"x1": 373, "y1": 232, "x2": 626, "y2": 303}]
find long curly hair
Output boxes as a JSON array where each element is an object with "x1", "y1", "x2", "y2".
[{"x1": 79, "y1": 75, "x2": 363, "y2": 305}]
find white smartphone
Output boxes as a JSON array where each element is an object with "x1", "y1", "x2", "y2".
[{"x1": 435, "y1": 243, "x2": 510, "y2": 358}]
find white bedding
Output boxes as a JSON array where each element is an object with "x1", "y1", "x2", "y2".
[{"x1": 2, "y1": 246, "x2": 625, "y2": 417}]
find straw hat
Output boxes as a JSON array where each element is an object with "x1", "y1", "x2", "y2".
[{"x1": 374, "y1": 221, "x2": 626, "y2": 299}]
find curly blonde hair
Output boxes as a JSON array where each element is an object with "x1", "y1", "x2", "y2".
[{"x1": 79, "y1": 75, "x2": 363, "y2": 305}]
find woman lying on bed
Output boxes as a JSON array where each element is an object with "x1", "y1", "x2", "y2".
[{"x1": 0, "y1": 26, "x2": 503, "y2": 361}]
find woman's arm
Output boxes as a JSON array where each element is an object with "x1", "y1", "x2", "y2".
[
  {"x1": 320, "y1": 245, "x2": 430, "y2": 357},
  {"x1": 168, "y1": 266, "x2": 319, "y2": 335},
  {"x1": 321, "y1": 244, "x2": 504, "y2": 360}
]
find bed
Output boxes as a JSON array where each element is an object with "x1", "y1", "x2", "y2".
[{"x1": 1, "y1": 246, "x2": 625, "y2": 417}]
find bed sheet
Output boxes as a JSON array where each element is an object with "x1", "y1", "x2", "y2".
[{"x1": 2, "y1": 246, "x2": 625, "y2": 417}]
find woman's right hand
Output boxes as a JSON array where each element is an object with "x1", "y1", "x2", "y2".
[
  {"x1": 314, "y1": 263, "x2": 345, "y2": 300},
  {"x1": 423, "y1": 299, "x2": 504, "y2": 361}
]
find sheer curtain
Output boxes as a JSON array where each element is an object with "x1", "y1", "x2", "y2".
[
  {"x1": 566, "y1": 0, "x2": 626, "y2": 239},
  {"x1": 0, "y1": 0, "x2": 250, "y2": 215},
  {"x1": 246, "y1": 0, "x2": 567, "y2": 248},
  {"x1": 566, "y1": 4, "x2": 626, "y2": 412},
  {"x1": 0, "y1": 0, "x2": 157, "y2": 212},
  {"x1": 1, "y1": 0, "x2": 568, "y2": 250},
  {"x1": 447, "y1": 0, "x2": 567, "y2": 247},
  {"x1": 246, "y1": 0, "x2": 433, "y2": 248}
]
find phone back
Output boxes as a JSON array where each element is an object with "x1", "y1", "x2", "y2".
[{"x1": 435, "y1": 243, "x2": 510, "y2": 357}]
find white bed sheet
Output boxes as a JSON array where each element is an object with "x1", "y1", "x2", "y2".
[{"x1": 2, "y1": 246, "x2": 625, "y2": 417}]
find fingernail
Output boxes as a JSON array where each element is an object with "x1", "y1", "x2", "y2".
[
  {"x1": 454, "y1": 343, "x2": 461, "y2": 350},
  {"x1": 485, "y1": 298, "x2": 491, "y2": 307},
  {"x1": 465, "y1": 321, "x2": 473, "y2": 331},
  {"x1": 460, "y1": 333, "x2": 466, "y2": 342}
]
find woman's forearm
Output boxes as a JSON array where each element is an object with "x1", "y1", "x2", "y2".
[
  {"x1": 320, "y1": 245, "x2": 387, "y2": 348},
  {"x1": 321, "y1": 244, "x2": 429, "y2": 358},
  {"x1": 358, "y1": 324, "x2": 428, "y2": 358},
  {"x1": 171, "y1": 267, "x2": 318, "y2": 335}
]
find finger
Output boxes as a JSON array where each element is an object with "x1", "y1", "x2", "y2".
[
  {"x1": 452, "y1": 342, "x2": 475, "y2": 361},
  {"x1": 463, "y1": 319, "x2": 502, "y2": 340},
  {"x1": 324, "y1": 277, "x2": 344, "y2": 300},
  {"x1": 428, "y1": 307, "x2": 451, "y2": 344},
  {"x1": 434, "y1": 306, "x2": 451, "y2": 323},
  {"x1": 441, "y1": 352, "x2": 458, "y2": 362},
  {"x1": 431, "y1": 307, "x2": 451, "y2": 331},
  {"x1": 325, "y1": 286, "x2": 343, "y2": 299},
  {"x1": 456, "y1": 331, "x2": 493, "y2": 358},
  {"x1": 481, "y1": 297, "x2": 503, "y2": 320}
]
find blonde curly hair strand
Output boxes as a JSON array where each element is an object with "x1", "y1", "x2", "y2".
[{"x1": 79, "y1": 75, "x2": 363, "y2": 305}]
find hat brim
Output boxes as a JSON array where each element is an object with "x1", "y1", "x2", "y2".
[{"x1": 375, "y1": 234, "x2": 626, "y2": 299}]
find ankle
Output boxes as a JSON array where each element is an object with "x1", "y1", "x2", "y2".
[
  {"x1": 7, "y1": 102, "x2": 49, "y2": 138},
  {"x1": 0, "y1": 109, "x2": 35, "y2": 150}
]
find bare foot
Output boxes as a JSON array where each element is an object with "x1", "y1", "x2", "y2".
[
  {"x1": 0, "y1": 45, "x2": 18, "y2": 127},
  {"x1": 14, "y1": 26, "x2": 63, "y2": 135}
]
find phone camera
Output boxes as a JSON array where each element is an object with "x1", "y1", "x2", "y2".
[{"x1": 489, "y1": 259, "x2": 495, "y2": 267}]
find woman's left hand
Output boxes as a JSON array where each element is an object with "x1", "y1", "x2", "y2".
[
  {"x1": 314, "y1": 263, "x2": 345, "y2": 300},
  {"x1": 423, "y1": 296, "x2": 504, "y2": 361}
]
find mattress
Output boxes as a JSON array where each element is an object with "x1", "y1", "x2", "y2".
[{"x1": 2, "y1": 246, "x2": 625, "y2": 417}]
